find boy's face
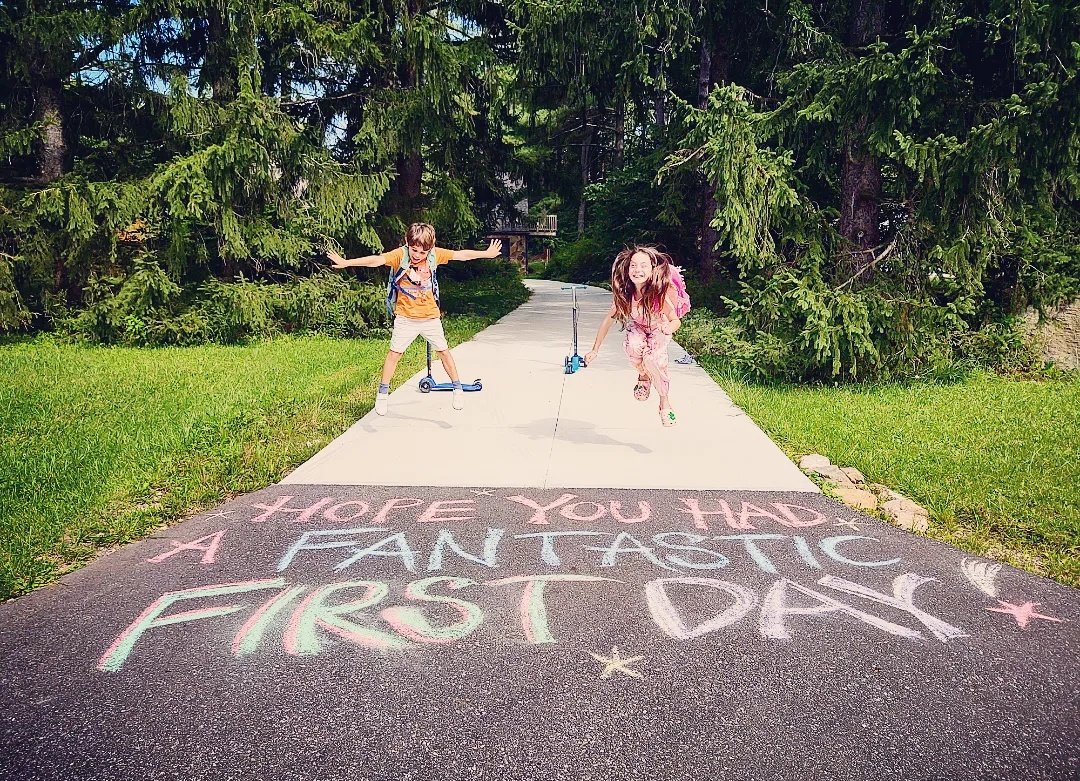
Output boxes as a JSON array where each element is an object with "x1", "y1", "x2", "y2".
[{"x1": 407, "y1": 243, "x2": 432, "y2": 265}]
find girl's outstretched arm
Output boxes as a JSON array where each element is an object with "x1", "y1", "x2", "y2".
[{"x1": 585, "y1": 305, "x2": 617, "y2": 365}]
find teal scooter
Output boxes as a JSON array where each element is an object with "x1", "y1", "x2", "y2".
[
  {"x1": 562, "y1": 285, "x2": 588, "y2": 374},
  {"x1": 418, "y1": 343, "x2": 482, "y2": 393}
]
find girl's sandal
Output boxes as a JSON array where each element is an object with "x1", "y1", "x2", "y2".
[
  {"x1": 633, "y1": 376, "x2": 652, "y2": 401},
  {"x1": 659, "y1": 407, "x2": 677, "y2": 426}
]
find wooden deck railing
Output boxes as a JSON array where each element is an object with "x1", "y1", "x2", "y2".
[{"x1": 488, "y1": 214, "x2": 557, "y2": 236}]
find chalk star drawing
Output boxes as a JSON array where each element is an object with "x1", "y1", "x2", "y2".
[
  {"x1": 835, "y1": 518, "x2": 862, "y2": 532},
  {"x1": 986, "y1": 600, "x2": 1065, "y2": 630},
  {"x1": 589, "y1": 646, "x2": 645, "y2": 680},
  {"x1": 471, "y1": 489, "x2": 495, "y2": 496},
  {"x1": 201, "y1": 510, "x2": 235, "y2": 522},
  {"x1": 961, "y1": 558, "x2": 1002, "y2": 597}
]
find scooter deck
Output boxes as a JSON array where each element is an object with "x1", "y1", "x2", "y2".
[{"x1": 419, "y1": 343, "x2": 482, "y2": 392}]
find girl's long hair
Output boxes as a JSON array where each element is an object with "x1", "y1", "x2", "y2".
[{"x1": 610, "y1": 245, "x2": 673, "y2": 328}]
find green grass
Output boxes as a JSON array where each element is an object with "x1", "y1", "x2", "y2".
[
  {"x1": 0, "y1": 274, "x2": 528, "y2": 599},
  {"x1": 705, "y1": 362, "x2": 1080, "y2": 588}
]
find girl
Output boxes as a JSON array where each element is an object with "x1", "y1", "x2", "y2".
[{"x1": 585, "y1": 246, "x2": 685, "y2": 426}]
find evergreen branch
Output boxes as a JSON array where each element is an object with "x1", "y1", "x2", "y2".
[
  {"x1": 72, "y1": 40, "x2": 114, "y2": 73},
  {"x1": 277, "y1": 91, "x2": 366, "y2": 107},
  {"x1": 837, "y1": 237, "x2": 899, "y2": 290}
]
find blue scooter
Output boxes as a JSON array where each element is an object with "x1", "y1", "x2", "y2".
[
  {"x1": 418, "y1": 342, "x2": 482, "y2": 393},
  {"x1": 562, "y1": 285, "x2": 589, "y2": 374}
]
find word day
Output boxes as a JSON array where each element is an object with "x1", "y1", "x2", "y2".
[
  {"x1": 98, "y1": 571, "x2": 965, "y2": 672},
  {"x1": 248, "y1": 493, "x2": 843, "y2": 531}
]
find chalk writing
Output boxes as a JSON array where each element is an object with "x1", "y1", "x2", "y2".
[
  {"x1": 678, "y1": 499, "x2": 828, "y2": 531},
  {"x1": 95, "y1": 490, "x2": 1071, "y2": 676},
  {"x1": 485, "y1": 574, "x2": 619, "y2": 644},
  {"x1": 646, "y1": 578, "x2": 757, "y2": 640},
  {"x1": 505, "y1": 493, "x2": 577, "y2": 525},
  {"x1": 98, "y1": 579, "x2": 285, "y2": 672},
  {"x1": 232, "y1": 584, "x2": 307, "y2": 657},
  {"x1": 249, "y1": 494, "x2": 837, "y2": 533},
  {"x1": 380, "y1": 577, "x2": 485, "y2": 644},
  {"x1": 273, "y1": 527, "x2": 902, "y2": 577},
  {"x1": 100, "y1": 571, "x2": 970, "y2": 672},
  {"x1": 147, "y1": 530, "x2": 226, "y2": 565}
]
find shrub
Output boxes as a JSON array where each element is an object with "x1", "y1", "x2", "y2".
[
  {"x1": 542, "y1": 237, "x2": 610, "y2": 283},
  {"x1": 59, "y1": 270, "x2": 390, "y2": 346}
]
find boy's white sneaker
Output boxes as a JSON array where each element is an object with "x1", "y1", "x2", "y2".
[
  {"x1": 374, "y1": 392, "x2": 389, "y2": 416},
  {"x1": 452, "y1": 388, "x2": 465, "y2": 410}
]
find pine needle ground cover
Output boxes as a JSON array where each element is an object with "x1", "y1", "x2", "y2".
[
  {"x1": 713, "y1": 367, "x2": 1080, "y2": 589},
  {"x1": 0, "y1": 278, "x2": 527, "y2": 600}
]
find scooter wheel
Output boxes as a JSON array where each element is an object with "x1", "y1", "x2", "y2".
[{"x1": 419, "y1": 378, "x2": 433, "y2": 393}]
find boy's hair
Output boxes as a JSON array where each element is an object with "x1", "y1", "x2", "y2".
[
  {"x1": 406, "y1": 222, "x2": 436, "y2": 250},
  {"x1": 610, "y1": 245, "x2": 673, "y2": 328}
]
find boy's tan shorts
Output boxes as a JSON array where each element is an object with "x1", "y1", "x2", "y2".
[{"x1": 390, "y1": 316, "x2": 449, "y2": 353}]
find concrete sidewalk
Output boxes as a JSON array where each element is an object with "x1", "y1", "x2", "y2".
[{"x1": 283, "y1": 279, "x2": 816, "y2": 491}]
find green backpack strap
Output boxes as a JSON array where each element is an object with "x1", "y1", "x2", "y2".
[
  {"x1": 427, "y1": 248, "x2": 441, "y2": 305},
  {"x1": 386, "y1": 246, "x2": 440, "y2": 318}
]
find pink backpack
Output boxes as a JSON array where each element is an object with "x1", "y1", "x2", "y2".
[{"x1": 668, "y1": 265, "x2": 692, "y2": 318}]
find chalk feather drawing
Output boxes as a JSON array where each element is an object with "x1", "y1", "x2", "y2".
[{"x1": 961, "y1": 558, "x2": 1002, "y2": 598}]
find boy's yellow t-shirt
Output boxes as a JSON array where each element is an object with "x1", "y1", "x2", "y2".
[{"x1": 384, "y1": 246, "x2": 454, "y2": 320}]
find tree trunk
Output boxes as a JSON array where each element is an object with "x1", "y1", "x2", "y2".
[
  {"x1": 651, "y1": 59, "x2": 666, "y2": 129},
  {"x1": 837, "y1": 0, "x2": 885, "y2": 283},
  {"x1": 613, "y1": 102, "x2": 625, "y2": 169},
  {"x1": 30, "y1": 67, "x2": 67, "y2": 293},
  {"x1": 578, "y1": 106, "x2": 593, "y2": 238},
  {"x1": 393, "y1": 0, "x2": 423, "y2": 215},
  {"x1": 696, "y1": 15, "x2": 731, "y2": 283},
  {"x1": 34, "y1": 78, "x2": 65, "y2": 184},
  {"x1": 697, "y1": 36, "x2": 713, "y2": 108},
  {"x1": 204, "y1": 7, "x2": 236, "y2": 103},
  {"x1": 397, "y1": 153, "x2": 422, "y2": 202}
]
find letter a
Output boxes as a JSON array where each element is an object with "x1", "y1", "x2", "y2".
[{"x1": 146, "y1": 529, "x2": 227, "y2": 565}]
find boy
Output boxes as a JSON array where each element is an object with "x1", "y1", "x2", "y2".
[{"x1": 327, "y1": 222, "x2": 502, "y2": 415}]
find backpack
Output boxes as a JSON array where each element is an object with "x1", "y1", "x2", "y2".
[
  {"x1": 668, "y1": 265, "x2": 691, "y2": 318},
  {"x1": 386, "y1": 245, "x2": 440, "y2": 318}
]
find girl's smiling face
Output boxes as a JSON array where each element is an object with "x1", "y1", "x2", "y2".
[{"x1": 628, "y1": 251, "x2": 653, "y2": 288}]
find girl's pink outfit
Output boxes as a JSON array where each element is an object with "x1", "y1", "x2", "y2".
[{"x1": 623, "y1": 302, "x2": 671, "y2": 397}]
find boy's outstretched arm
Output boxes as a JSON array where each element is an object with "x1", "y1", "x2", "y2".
[
  {"x1": 585, "y1": 305, "x2": 617, "y2": 365},
  {"x1": 326, "y1": 248, "x2": 387, "y2": 268},
  {"x1": 450, "y1": 239, "x2": 502, "y2": 261}
]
